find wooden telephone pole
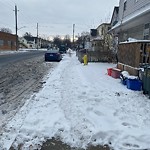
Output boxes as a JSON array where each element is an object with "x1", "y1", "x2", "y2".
[
  {"x1": 37, "y1": 23, "x2": 39, "y2": 50},
  {"x1": 14, "y1": 5, "x2": 18, "y2": 51}
]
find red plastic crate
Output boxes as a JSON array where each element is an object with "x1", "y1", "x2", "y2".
[
  {"x1": 107, "y1": 68, "x2": 112, "y2": 76},
  {"x1": 111, "y1": 68, "x2": 121, "y2": 79}
]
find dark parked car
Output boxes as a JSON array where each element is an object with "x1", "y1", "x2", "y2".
[
  {"x1": 45, "y1": 49, "x2": 62, "y2": 62},
  {"x1": 59, "y1": 45, "x2": 67, "y2": 54}
]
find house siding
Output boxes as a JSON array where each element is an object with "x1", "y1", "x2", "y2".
[
  {"x1": 111, "y1": 11, "x2": 119, "y2": 26},
  {"x1": 119, "y1": 0, "x2": 150, "y2": 20},
  {"x1": 120, "y1": 24, "x2": 144, "y2": 41},
  {"x1": 114, "y1": 0, "x2": 150, "y2": 42},
  {"x1": 126, "y1": 24, "x2": 144, "y2": 40}
]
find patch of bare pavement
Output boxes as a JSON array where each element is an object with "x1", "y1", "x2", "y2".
[
  {"x1": 40, "y1": 138, "x2": 110, "y2": 150},
  {"x1": 0, "y1": 55, "x2": 55, "y2": 135},
  {"x1": 10, "y1": 137, "x2": 110, "y2": 150}
]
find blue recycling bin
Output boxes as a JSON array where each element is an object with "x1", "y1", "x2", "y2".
[{"x1": 127, "y1": 79, "x2": 142, "y2": 91}]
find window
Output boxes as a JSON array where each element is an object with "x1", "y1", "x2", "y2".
[
  {"x1": 143, "y1": 23, "x2": 150, "y2": 40},
  {"x1": 123, "y1": 1, "x2": 127, "y2": 11},
  {"x1": 8, "y1": 41, "x2": 11, "y2": 46},
  {"x1": 0, "y1": 40, "x2": 4, "y2": 46},
  {"x1": 145, "y1": 23, "x2": 150, "y2": 29}
]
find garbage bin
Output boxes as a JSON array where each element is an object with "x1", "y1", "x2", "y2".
[
  {"x1": 111, "y1": 68, "x2": 121, "y2": 79},
  {"x1": 142, "y1": 68, "x2": 148, "y2": 94},
  {"x1": 127, "y1": 78, "x2": 142, "y2": 91},
  {"x1": 120, "y1": 71, "x2": 129, "y2": 85},
  {"x1": 142, "y1": 66, "x2": 150, "y2": 95},
  {"x1": 146, "y1": 67, "x2": 150, "y2": 98},
  {"x1": 107, "y1": 68, "x2": 112, "y2": 76}
]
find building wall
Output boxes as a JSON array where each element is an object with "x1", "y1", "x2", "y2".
[
  {"x1": 126, "y1": 24, "x2": 144, "y2": 40},
  {"x1": 116, "y1": 0, "x2": 150, "y2": 42},
  {"x1": 111, "y1": 7, "x2": 119, "y2": 27},
  {"x1": 97, "y1": 24, "x2": 111, "y2": 39},
  {"x1": 119, "y1": 24, "x2": 144, "y2": 41},
  {"x1": 119, "y1": 0, "x2": 150, "y2": 20},
  {"x1": 0, "y1": 32, "x2": 16, "y2": 50}
]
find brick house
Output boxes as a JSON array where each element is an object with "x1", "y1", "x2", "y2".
[{"x1": 0, "y1": 31, "x2": 17, "y2": 50}]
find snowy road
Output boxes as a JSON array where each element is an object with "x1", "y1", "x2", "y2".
[{"x1": 1, "y1": 52, "x2": 150, "y2": 150}]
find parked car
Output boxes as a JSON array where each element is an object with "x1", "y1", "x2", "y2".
[
  {"x1": 45, "y1": 49, "x2": 62, "y2": 62},
  {"x1": 59, "y1": 45, "x2": 67, "y2": 54}
]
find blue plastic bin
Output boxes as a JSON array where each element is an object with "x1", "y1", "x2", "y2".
[
  {"x1": 127, "y1": 79, "x2": 142, "y2": 91},
  {"x1": 121, "y1": 79, "x2": 127, "y2": 85}
]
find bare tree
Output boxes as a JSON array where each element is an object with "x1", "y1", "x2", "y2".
[
  {"x1": 53, "y1": 36, "x2": 62, "y2": 48},
  {"x1": 64, "y1": 34, "x2": 70, "y2": 40},
  {"x1": 0, "y1": 28, "x2": 12, "y2": 34},
  {"x1": 23, "y1": 32, "x2": 33, "y2": 37}
]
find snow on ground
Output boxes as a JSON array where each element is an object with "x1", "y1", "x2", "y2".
[
  {"x1": 0, "y1": 49, "x2": 47, "y2": 55},
  {"x1": 1, "y1": 52, "x2": 150, "y2": 150}
]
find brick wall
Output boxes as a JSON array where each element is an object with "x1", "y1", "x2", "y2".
[{"x1": 0, "y1": 32, "x2": 17, "y2": 50}]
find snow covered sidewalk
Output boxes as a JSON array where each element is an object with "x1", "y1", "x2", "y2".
[{"x1": 1, "y1": 52, "x2": 150, "y2": 150}]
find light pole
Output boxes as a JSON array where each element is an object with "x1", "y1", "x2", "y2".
[
  {"x1": 37, "y1": 23, "x2": 39, "y2": 50},
  {"x1": 14, "y1": 5, "x2": 18, "y2": 51},
  {"x1": 14, "y1": 5, "x2": 26, "y2": 51}
]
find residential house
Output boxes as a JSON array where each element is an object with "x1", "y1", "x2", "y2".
[
  {"x1": 89, "y1": 23, "x2": 112, "y2": 62},
  {"x1": 0, "y1": 31, "x2": 16, "y2": 51},
  {"x1": 110, "y1": 6, "x2": 119, "y2": 53},
  {"x1": 109, "y1": 0, "x2": 150, "y2": 75},
  {"x1": 41, "y1": 39, "x2": 52, "y2": 48},
  {"x1": 110, "y1": 6, "x2": 119, "y2": 27},
  {"x1": 110, "y1": 0, "x2": 150, "y2": 42},
  {"x1": 19, "y1": 36, "x2": 41, "y2": 49}
]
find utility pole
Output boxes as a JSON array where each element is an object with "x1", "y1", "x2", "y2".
[
  {"x1": 37, "y1": 23, "x2": 39, "y2": 50},
  {"x1": 73, "y1": 24, "x2": 75, "y2": 49},
  {"x1": 14, "y1": 5, "x2": 18, "y2": 51}
]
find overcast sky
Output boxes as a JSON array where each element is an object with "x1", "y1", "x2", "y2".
[{"x1": 0, "y1": 0, "x2": 119, "y2": 39}]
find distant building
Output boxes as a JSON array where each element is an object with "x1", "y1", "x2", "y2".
[
  {"x1": 91, "y1": 23, "x2": 111, "y2": 52},
  {"x1": 88, "y1": 23, "x2": 112, "y2": 62},
  {"x1": 19, "y1": 36, "x2": 41, "y2": 49},
  {"x1": 110, "y1": 6, "x2": 119, "y2": 53},
  {"x1": 110, "y1": 6, "x2": 119, "y2": 27},
  {"x1": 90, "y1": 29, "x2": 97, "y2": 37},
  {"x1": 0, "y1": 31, "x2": 16, "y2": 51}
]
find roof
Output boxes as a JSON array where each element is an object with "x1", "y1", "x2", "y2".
[
  {"x1": 0, "y1": 31, "x2": 16, "y2": 37},
  {"x1": 119, "y1": 40, "x2": 150, "y2": 44},
  {"x1": 110, "y1": 6, "x2": 119, "y2": 25},
  {"x1": 96, "y1": 23, "x2": 111, "y2": 29},
  {"x1": 90, "y1": 36, "x2": 104, "y2": 42},
  {"x1": 24, "y1": 36, "x2": 37, "y2": 42},
  {"x1": 46, "y1": 48, "x2": 59, "y2": 53}
]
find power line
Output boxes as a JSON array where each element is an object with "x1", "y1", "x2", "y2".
[
  {"x1": 0, "y1": 0, "x2": 14, "y2": 10},
  {"x1": 0, "y1": 0, "x2": 37, "y2": 31}
]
